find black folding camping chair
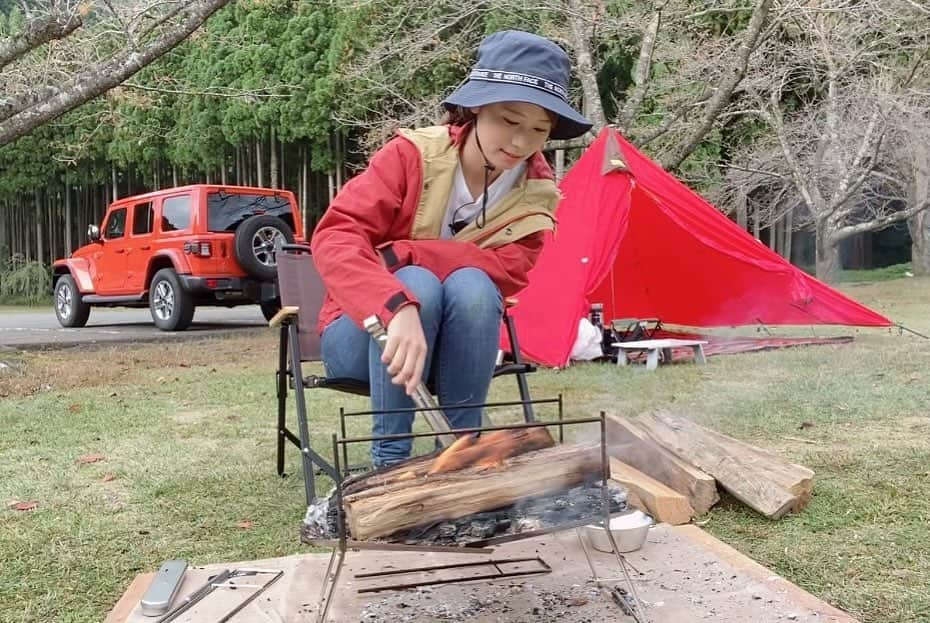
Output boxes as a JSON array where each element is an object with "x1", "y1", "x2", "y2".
[{"x1": 270, "y1": 243, "x2": 540, "y2": 505}]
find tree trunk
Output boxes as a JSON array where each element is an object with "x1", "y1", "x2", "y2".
[
  {"x1": 279, "y1": 134, "x2": 285, "y2": 189},
  {"x1": 555, "y1": 149, "x2": 565, "y2": 182},
  {"x1": 334, "y1": 129, "x2": 343, "y2": 191},
  {"x1": 0, "y1": 200, "x2": 7, "y2": 258},
  {"x1": 270, "y1": 127, "x2": 278, "y2": 189},
  {"x1": 782, "y1": 205, "x2": 794, "y2": 261},
  {"x1": 34, "y1": 188, "x2": 43, "y2": 265},
  {"x1": 815, "y1": 219, "x2": 841, "y2": 281},
  {"x1": 64, "y1": 182, "x2": 72, "y2": 257},
  {"x1": 909, "y1": 210, "x2": 930, "y2": 275},
  {"x1": 47, "y1": 191, "x2": 56, "y2": 262},
  {"x1": 301, "y1": 144, "x2": 308, "y2": 233},
  {"x1": 256, "y1": 136, "x2": 264, "y2": 187}
]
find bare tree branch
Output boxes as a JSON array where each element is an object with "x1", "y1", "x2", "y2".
[
  {"x1": 0, "y1": 0, "x2": 232, "y2": 147},
  {"x1": 0, "y1": 9, "x2": 83, "y2": 71},
  {"x1": 659, "y1": 0, "x2": 774, "y2": 169},
  {"x1": 617, "y1": 8, "x2": 662, "y2": 132},
  {"x1": 567, "y1": 0, "x2": 607, "y2": 131}
]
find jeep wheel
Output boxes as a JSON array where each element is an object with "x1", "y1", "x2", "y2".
[
  {"x1": 149, "y1": 268, "x2": 195, "y2": 331},
  {"x1": 54, "y1": 274, "x2": 90, "y2": 328},
  {"x1": 234, "y1": 215, "x2": 294, "y2": 281}
]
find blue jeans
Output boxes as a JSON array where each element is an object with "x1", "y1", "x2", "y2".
[{"x1": 321, "y1": 266, "x2": 503, "y2": 467}]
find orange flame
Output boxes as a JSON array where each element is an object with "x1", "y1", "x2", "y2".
[{"x1": 427, "y1": 428, "x2": 555, "y2": 475}]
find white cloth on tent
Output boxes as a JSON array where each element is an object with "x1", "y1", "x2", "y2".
[{"x1": 570, "y1": 317, "x2": 603, "y2": 361}]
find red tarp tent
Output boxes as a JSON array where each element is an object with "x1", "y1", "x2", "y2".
[{"x1": 507, "y1": 128, "x2": 892, "y2": 367}]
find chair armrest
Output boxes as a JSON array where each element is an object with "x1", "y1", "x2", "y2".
[{"x1": 268, "y1": 305, "x2": 299, "y2": 328}]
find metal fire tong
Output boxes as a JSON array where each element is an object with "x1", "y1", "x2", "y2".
[
  {"x1": 363, "y1": 315, "x2": 456, "y2": 447},
  {"x1": 155, "y1": 568, "x2": 283, "y2": 623}
]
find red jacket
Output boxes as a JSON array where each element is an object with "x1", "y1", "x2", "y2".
[{"x1": 310, "y1": 124, "x2": 557, "y2": 334}]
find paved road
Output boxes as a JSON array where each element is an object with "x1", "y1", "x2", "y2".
[{"x1": 0, "y1": 306, "x2": 268, "y2": 350}]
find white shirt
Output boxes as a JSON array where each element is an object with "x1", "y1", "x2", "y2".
[{"x1": 439, "y1": 161, "x2": 526, "y2": 240}]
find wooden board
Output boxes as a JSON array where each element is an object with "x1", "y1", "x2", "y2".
[
  {"x1": 343, "y1": 443, "x2": 602, "y2": 541},
  {"x1": 606, "y1": 414, "x2": 719, "y2": 515},
  {"x1": 609, "y1": 458, "x2": 694, "y2": 525},
  {"x1": 635, "y1": 412, "x2": 814, "y2": 519}
]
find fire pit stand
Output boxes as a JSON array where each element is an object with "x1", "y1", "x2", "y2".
[{"x1": 302, "y1": 402, "x2": 649, "y2": 623}]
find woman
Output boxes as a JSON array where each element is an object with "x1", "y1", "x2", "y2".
[{"x1": 311, "y1": 30, "x2": 592, "y2": 466}]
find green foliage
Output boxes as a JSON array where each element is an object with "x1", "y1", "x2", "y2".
[
  {"x1": 837, "y1": 263, "x2": 913, "y2": 283},
  {"x1": 0, "y1": 256, "x2": 51, "y2": 304}
]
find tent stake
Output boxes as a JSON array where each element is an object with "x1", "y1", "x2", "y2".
[{"x1": 896, "y1": 323, "x2": 929, "y2": 339}]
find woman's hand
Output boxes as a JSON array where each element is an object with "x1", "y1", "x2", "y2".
[{"x1": 382, "y1": 305, "x2": 427, "y2": 395}]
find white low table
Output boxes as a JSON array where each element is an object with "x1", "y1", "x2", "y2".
[{"x1": 613, "y1": 338, "x2": 708, "y2": 371}]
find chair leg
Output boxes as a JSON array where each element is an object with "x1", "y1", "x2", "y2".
[
  {"x1": 287, "y1": 323, "x2": 317, "y2": 506},
  {"x1": 503, "y1": 311, "x2": 535, "y2": 423},
  {"x1": 276, "y1": 324, "x2": 289, "y2": 477}
]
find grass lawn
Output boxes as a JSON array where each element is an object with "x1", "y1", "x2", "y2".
[{"x1": 1, "y1": 276, "x2": 929, "y2": 622}]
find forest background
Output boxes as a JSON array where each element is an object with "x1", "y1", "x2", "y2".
[{"x1": 0, "y1": 0, "x2": 928, "y2": 304}]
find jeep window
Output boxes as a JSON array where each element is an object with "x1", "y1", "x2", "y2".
[
  {"x1": 161, "y1": 195, "x2": 191, "y2": 232},
  {"x1": 132, "y1": 202, "x2": 154, "y2": 235},
  {"x1": 207, "y1": 192, "x2": 292, "y2": 232},
  {"x1": 104, "y1": 208, "x2": 127, "y2": 239}
]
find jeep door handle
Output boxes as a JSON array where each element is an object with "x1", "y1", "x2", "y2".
[
  {"x1": 140, "y1": 245, "x2": 151, "y2": 250},
  {"x1": 115, "y1": 248, "x2": 126, "y2": 254}
]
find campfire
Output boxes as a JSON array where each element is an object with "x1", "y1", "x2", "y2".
[
  {"x1": 303, "y1": 424, "x2": 625, "y2": 545},
  {"x1": 428, "y1": 426, "x2": 554, "y2": 474}
]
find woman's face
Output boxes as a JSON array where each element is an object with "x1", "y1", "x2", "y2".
[{"x1": 471, "y1": 102, "x2": 554, "y2": 170}]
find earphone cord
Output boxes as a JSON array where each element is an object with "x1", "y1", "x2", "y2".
[{"x1": 473, "y1": 121, "x2": 495, "y2": 229}]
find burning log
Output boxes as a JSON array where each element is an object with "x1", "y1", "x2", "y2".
[
  {"x1": 342, "y1": 432, "x2": 602, "y2": 541},
  {"x1": 341, "y1": 427, "x2": 555, "y2": 496}
]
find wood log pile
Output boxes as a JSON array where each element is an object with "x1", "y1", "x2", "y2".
[{"x1": 606, "y1": 411, "x2": 814, "y2": 523}]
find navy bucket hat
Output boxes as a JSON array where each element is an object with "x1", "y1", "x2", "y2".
[{"x1": 442, "y1": 30, "x2": 593, "y2": 140}]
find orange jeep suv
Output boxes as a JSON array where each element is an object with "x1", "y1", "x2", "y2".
[{"x1": 52, "y1": 185, "x2": 305, "y2": 331}]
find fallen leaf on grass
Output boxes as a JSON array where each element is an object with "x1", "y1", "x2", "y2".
[
  {"x1": 75, "y1": 453, "x2": 106, "y2": 465},
  {"x1": 179, "y1": 362, "x2": 190, "y2": 368},
  {"x1": 68, "y1": 403, "x2": 81, "y2": 413},
  {"x1": 9, "y1": 501, "x2": 38, "y2": 511},
  {"x1": 237, "y1": 520, "x2": 254, "y2": 530},
  {"x1": 101, "y1": 473, "x2": 116, "y2": 483},
  {"x1": 798, "y1": 421, "x2": 815, "y2": 430}
]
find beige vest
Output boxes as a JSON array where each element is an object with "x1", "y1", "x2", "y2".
[{"x1": 399, "y1": 126, "x2": 560, "y2": 249}]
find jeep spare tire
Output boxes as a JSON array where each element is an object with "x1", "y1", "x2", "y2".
[{"x1": 234, "y1": 215, "x2": 294, "y2": 281}]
